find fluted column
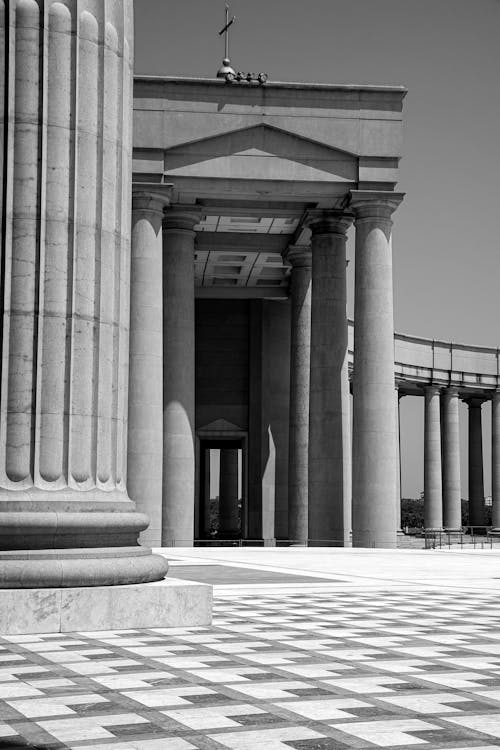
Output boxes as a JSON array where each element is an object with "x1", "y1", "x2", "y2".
[
  {"x1": 350, "y1": 191, "x2": 404, "y2": 548},
  {"x1": 441, "y1": 387, "x2": 462, "y2": 531},
  {"x1": 424, "y1": 386, "x2": 443, "y2": 530},
  {"x1": 128, "y1": 192, "x2": 170, "y2": 547},
  {"x1": 219, "y1": 449, "x2": 240, "y2": 536},
  {"x1": 467, "y1": 397, "x2": 485, "y2": 527},
  {"x1": 0, "y1": 0, "x2": 168, "y2": 587},
  {"x1": 282, "y1": 245, "x2": 311, "y2": 543},
  {"x1": 162, "y1": 207, "x2": 200, "y2": 546},
  {"x1": 307, "y1": 212, "x2": 352, "y2": 546}
]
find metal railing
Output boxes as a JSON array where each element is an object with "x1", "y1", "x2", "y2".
[
  {"x1": 164, "y1": 531, "x2": 500, "y2": 550},
  {"x1": 192, "y1": 537, "x2": 404, "y2": 548},
  {"x1": 424, "y1": 527, "x2": 500, "y2": 550}
]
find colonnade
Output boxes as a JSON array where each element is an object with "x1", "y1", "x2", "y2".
[
  {"x1": 409, "y1": 386, "x2": 500, "y2": 532},
  {"x1": 129, "y1": 199, "x2": 244, "y2": 545},
  {"x1": 129, "y1": 191, "x2": 404, "y2": 548},
  {"x1": 129, "y1": 191, "x2": 405, "y2": 547},
  {"x1": 285, "y1": 195, "x2": 403, "y2": 547},
  {"x1": 125, "y1": 188, "x2": 500, "y2": 545}
]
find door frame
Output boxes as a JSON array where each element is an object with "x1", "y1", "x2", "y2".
[{"x1": 195, "y1": 430, "x2": 248, "y2": 540}]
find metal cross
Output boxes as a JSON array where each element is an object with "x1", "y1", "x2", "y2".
[{"x1": 219, "y1": 3, "x2": 236, "y2": 60}]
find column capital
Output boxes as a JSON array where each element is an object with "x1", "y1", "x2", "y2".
[
  {"x1": 425, "y1": 384, "x2": 442, "y2": 397},
  {"x1": 464, "y1": 395, "x2": 486, "y2": 408},
  {"x1": 282, "y1": 244, "x2": 312, "y2": 268},
  {"x1": 349, "y1": 190, "x2": 405, "y2": 222},
  {"x1": 132, "y1": 190, "x2": 171, "y2": 216},
  {"x1": 305, "y1": 209, "x2": 353, "y2": 237},
  {"x1": 395, "y1": 379, "x2": 406, "y2": 397},
  {"x1": 492, "y1": 390, "x2": 500, "y2": 403},
  {"x1": 163, "y1": 205, "x2": 202, "y2": 233},
  {"x1": 443, "y1": 386, "x2": 461, "y2": 398}
]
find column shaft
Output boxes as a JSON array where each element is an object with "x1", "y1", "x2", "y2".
[
  {"x1": 441, "y1": 388, "x2": 462, "y2": 530},
  {"x1": 283, "y1": 246, "x2": 311, "y2": 543},
  {"x1": 468, "y1": 398, "x2": 485, "y2": 527},
  {"x1": 128, "y1": 193, "x2": 168, "y2": 547},
  {"x1": 0, "y1": 0, "x2": 168, "y2": 588},
  {"x1": 492, "y1": 393, "x2": 500, "y2": 529},
  {"x1": 219, "y1": 449, "x2": 240, "y2": 535},
  {"x1": 162, "y1": 210, "x2": 199, "y2": 546},
  {"x1": 395, "y1": 387, "x2": 402, "y2": 530},
  {"x1": 203, "y1": 450, "x2": 211, "y2": 536},
  {"x1": 307, "y1": 214, "x2": 352, "y2": 546},
  {"x1": 424, "y1": 386, "x2": 443, "y2": 529},
  {"x1": 350, "y1": 192, "x2": 404, "y2": 548}
]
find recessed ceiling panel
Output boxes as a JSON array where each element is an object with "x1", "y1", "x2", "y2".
[{"x1": 195, "y1": 215, "x2": 299, "y2": 235}]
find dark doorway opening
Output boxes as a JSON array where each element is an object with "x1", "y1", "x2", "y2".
[{"x1": 199, "y1": 439, "x2": 245, "y2": 540}]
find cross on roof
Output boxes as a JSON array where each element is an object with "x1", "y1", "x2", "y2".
[{"x1": 219, "y1": 3, "x2": 236, "y2": 60}]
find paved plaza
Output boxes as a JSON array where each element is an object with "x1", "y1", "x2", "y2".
[{"x1": 1, "y1": 548, "x2": 500, "y2": 749}]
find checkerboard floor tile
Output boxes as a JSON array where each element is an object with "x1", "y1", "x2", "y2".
[{"x1": 4, "y1": 588, "x2": 500, "y2": 748}]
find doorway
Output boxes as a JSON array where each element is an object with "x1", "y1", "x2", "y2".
[{"x1": 198, "y1": 438, "x2": 246, "y2": 540}]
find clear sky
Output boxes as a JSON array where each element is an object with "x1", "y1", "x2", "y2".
[{"x1": 134, "y1": 0, "x2": 500, "y2": 499}]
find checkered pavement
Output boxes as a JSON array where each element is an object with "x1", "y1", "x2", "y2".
[{"x1": 2, "y1": 588, "x2": 500, "y2": 748}]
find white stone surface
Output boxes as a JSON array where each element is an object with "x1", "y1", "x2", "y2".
[
  {"x1": 0, "y1": 578, "x2": 212, "y2": 635},
  {"x1": 164, "y1": 546, "x2": 500, "y2": 595}
]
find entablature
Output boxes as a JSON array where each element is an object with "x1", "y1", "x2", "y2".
[{"x1": 347, "y1": 321, "x2": 500, "y2": 398}]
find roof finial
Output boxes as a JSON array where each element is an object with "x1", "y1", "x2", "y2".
[
  {"x1": 217, "y1": 3, "x2": 236, "y2": 78},
  {"x1": 216, "y1": 2, "x2": 268, "y2": 85}
]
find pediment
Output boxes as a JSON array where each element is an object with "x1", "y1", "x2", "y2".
[
  {"x1": 197, "y1": 418, "x2": 244, "y2": 434},
  {"x1": 162, "y1": 125, "x2": 357, "y2": 183}
]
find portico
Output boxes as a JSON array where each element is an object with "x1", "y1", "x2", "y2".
[{"x1": 130, "y1": 76, "x2": 406, "y2": 547}]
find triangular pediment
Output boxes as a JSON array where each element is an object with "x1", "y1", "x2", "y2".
[
  {"x1": 197, "y1": 418, "x2": 244, "y2": 434},
  {"x1": 163, "y1": 125, "x2": 357, "y2": 183}
]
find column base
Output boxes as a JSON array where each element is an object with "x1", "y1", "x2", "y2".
[
  {"x1": 307, "y1": 539, "x2": 351, "y2": 548},
  {"x1": 0, "y1": 577, "x2": 212, "y2": 635},
  {"x1": 352, "y1": 532, "x2": 397, "y2": 549},
  {"x1": 0, "y1": 505, "x2": 169, "y2": 586},
  {"x1": 0, "y1": 548, "x2": 169, "y2": 588}
]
